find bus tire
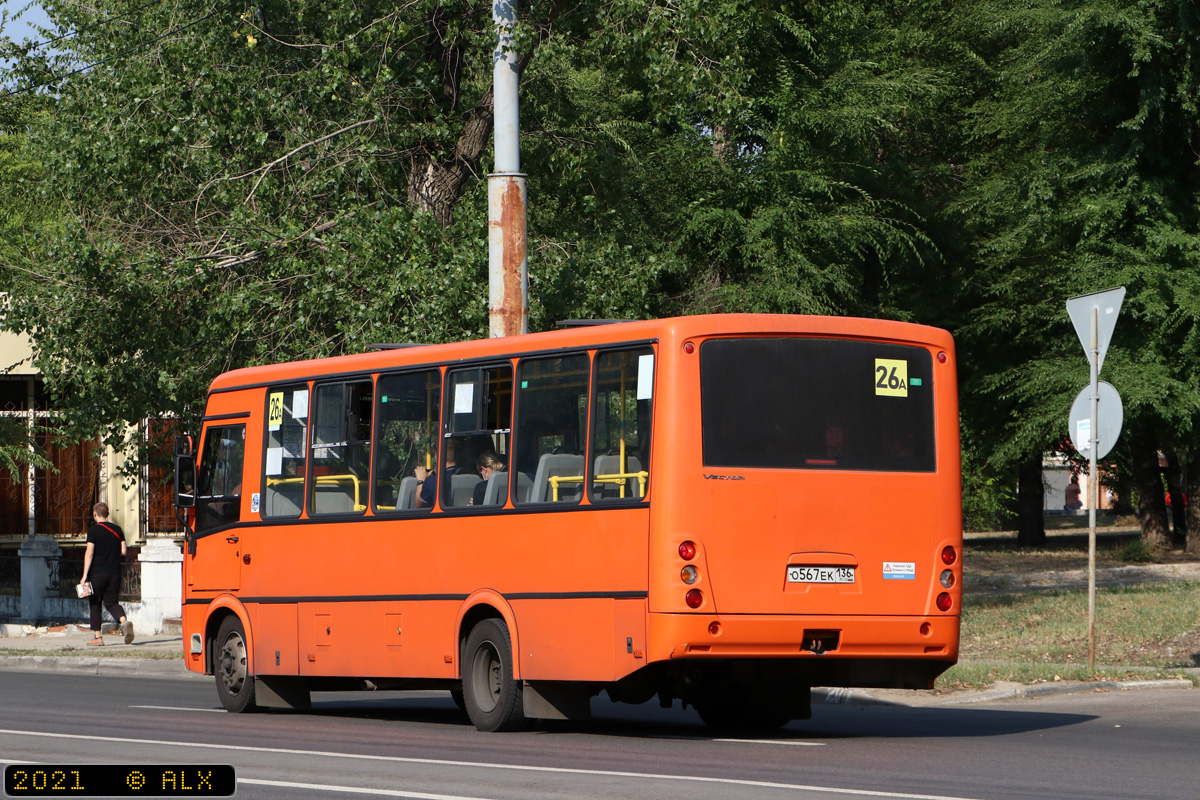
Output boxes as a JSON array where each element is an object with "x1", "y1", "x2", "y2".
[
  {"x1": 462, "y1": 618, "x2": 529, "y2": 732},
  {"x1": 215, "y1": 615, "x2": 258, "y2": 713}
]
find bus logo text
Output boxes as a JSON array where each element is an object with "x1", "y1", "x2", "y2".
[{"x1": 703, "y1": 474, "x2": 746, "y2": 481}]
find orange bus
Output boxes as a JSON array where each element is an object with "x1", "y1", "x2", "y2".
[{"x1": 173, "y1": 314, "x2": 961, "y2": 731}]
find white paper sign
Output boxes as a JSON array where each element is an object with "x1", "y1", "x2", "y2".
[
  {"x1": 637, "y1": 354, "x2": 654, "y2": 400},
  {"x1": 454, "y1": 382, "x2": 475, "y2": 414},
  {"x1": 293, "y1": 390, "x2": 309, "y2": 419},
  {"x1": 265, "y1": 447, "x2": 284, "y2": 476}
]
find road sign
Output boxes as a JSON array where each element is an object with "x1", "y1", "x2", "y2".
[
  {"x1": 1067, "y1": 381, "x2": 1123, "y2": 460},
  {"x1": 1066, "y1": 287, "x2": 1125, "y2": 374}
]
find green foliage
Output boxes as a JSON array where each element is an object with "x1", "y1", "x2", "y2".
[{"x1": 1, "y1": 0, "x2": 945, "y2": 471}]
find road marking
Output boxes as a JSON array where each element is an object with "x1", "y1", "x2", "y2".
[
  {"x1": 0, "y1": 729, "x2": 985, "y2": 800},
  {"x1": 714, "y1": 737, "x2": 824, "y2": 746},
  {"x1": 650, "y1": 734, "x2": 824, "y2": 746},
  {"x1": 131, "y1": 705, "x2": 225, "y2": 713},
  {"x1": 241, "y1": 778, "x2": 491, "y2": 800}
]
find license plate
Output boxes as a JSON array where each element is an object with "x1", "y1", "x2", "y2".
[{"x1": 787, "y1": 565, "x2": 855, "y2": 584}]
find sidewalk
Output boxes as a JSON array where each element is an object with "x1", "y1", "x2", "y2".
[{"x1": 0, "y1": 621, "x2": 198, "y2": 680}]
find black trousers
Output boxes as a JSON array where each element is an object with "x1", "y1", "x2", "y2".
[{"x1": 88, "y1": 571, "x2": 126, "y2": 631}]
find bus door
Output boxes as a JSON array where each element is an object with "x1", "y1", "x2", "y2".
[{"x1": 189, "y1": 424, "x2": 246, "y2": 592}]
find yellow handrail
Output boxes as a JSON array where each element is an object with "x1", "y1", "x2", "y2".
[
  {"x1": 548, "y1": 471, "x2": 648, "y2": 501},
  {"x1": 266, "y1": 473, "x2": 366, "y2": 512}
]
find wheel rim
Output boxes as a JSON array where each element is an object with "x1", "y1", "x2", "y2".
[
  {"x1": 219, "y1": 632, "x2": 247, "y2": 696},
  {"x1": 470, "y1": 640, "x2": 502, "y2": 714}
]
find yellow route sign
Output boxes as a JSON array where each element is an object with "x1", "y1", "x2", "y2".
[
  {"x1": 268, "y1": 391, "x2": 284, "y2": 430},
  {"x1": 874, "y1": 359, "x2": 908, "y2": 397}
]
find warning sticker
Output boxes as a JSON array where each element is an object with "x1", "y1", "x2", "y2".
[{"x1": 882, "y1": 562, "x2": 916, "y2": 580}]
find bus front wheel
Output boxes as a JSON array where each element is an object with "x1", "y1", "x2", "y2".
[
  {"x1": 462, "y1": 619, "x2": 529, "y2": 732},
  {"x1": 215, "y1": 615, "x2": 258, "y2": 713}
]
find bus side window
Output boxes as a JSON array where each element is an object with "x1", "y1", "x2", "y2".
[
  {"x1": 263, "y1": 385, "x2": 309, "y2": 519},
  {"x1": 514, "y1": 353, "x2": 589, "y2": 505},
  {"x1": 443, "y1": 365, "x2": 512, "y2": 509},
  {"x1": 310, "y1": 380, "x2": 372, "y2": 515},
  {"x1": 374, "y1": 369, "x2": 441, "y2": 512},
  {"x1": 591, "y1": 347, "x2": 653, "y2": 502},
  {"x1": 196, "y1": 425, "x2": 246, "y2": 534}
]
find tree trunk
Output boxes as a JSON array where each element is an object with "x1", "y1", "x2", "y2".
[
  {"x1": 1165, "y1": 450, "x2": 1186, "y2": 543},
  {"x1": 407, "y1": 91, "x2": 495, "y2": 227},
  {"x1": 1187, "y1": 457, "x2": 1200, "y2": 557},
  {"x1": 1016, "y1": 453, "x2": 1045, "y2": 547},
  {"x1": 1128, "y1": 430, "x2": 1171, "y2": 551}
]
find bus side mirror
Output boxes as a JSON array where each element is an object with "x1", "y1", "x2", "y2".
[
  {"x1": 175, "y1": 453, "x2": 196, "y2": 508},
  {"x1": 174, "y1": 434, "x2": 193, "y2": 457}
]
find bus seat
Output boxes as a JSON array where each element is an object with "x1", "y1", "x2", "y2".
[
  {"x1": 594, "y1": 455, "x2": 643, "y2": 498},
  {"x1": 449, "y1": 473, "x2": 481, "y2": 507},
  {"x1": 481, "y1": 471, "x2": 508, "y2": 506},
  {"x1": 313, "y1": 484, "x2": 353, "y2": 514},
  {"x1": 396, "y1": 477, "x2": 417, "y2": 510},
  {"x1": 530, "y1": 453, "x2": 585, "y2": 503},
  {"x1": 265, "y1": 486, "x2": 302, "y2": 517},
  {"x1": 515, "y1": 472, "x2": 533, "y2": 504}
]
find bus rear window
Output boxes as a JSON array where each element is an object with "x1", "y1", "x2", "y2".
[{"x1": 700, "y1": 338, "x2": 935, "y2": 472}]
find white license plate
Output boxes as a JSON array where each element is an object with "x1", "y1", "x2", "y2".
[{"x1": 787, "y1": 565, "x2": 855, "y2": 584}]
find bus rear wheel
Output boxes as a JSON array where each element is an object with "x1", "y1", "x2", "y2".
[
  {"x1": 462, "y1": 618, "x2": 529, "y2": 732},
  {"x1": 215, "y1": 616, "x2": 258, "y2": 713}
]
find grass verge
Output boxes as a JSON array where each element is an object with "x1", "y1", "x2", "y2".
[{"x1": 941, "y1": 580, "x2": 1200, "y2": 690}]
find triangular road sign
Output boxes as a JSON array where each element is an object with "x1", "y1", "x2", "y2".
[{"x1": 1066, "y1": 287, "x2": 1125, "y2": 374}]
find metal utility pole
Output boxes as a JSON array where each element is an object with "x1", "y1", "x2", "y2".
[{"x1": 487, "y1": 0, "x2": 528, "y2": 338}]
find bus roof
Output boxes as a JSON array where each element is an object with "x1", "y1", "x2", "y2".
[{"x1": 208, "y1": 313, "x2": 953, "y2": 394}]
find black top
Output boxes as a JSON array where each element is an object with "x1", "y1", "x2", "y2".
[{"x1": 86, "y1": 522, "x2": 125, "y2": 575}]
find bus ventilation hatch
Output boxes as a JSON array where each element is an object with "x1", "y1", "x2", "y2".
[{"x1": 801, "y1": 630, "x2": 840, "y2": 655}]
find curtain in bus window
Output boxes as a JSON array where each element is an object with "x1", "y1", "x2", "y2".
[
  {"x1": 442, "y1": 365, "x2": 512, "y2": 508},
  {"x1": 700, "y1": 338, "x2": 935, "y2": 472},
  {"x1": 515, "y1": 353, "x2": 589, "y2": 504},
  {"x1": 590, "y1": 347, "x2": 653, "y2": 502},
  {"x1": 196, "y1": 425, "x2": 245, "y2": 534},
  {"x1": 310, "y1": 381, "x2": 372, "y2": 515},
  {"x1": 263, "y1": 385, "x2": 308, "y2": 519},
  {"x1": 374, "y1": 369, "x2": 440, "y2": 512}
]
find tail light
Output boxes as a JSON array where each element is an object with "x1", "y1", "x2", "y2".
[
  {"x1": 941, "y1": 546, "x2": 957, "y2": 565},
  {"x1": 681, "y1": 565, "x2": 699, "y2": 584},
  {"x1": 936, "y1": 592, "x2": 953, "y2": 612},
  {"x1": 940, "y1": 569, "x2": 955, "y2": 588},
  {"x1": 679, "y1": 541, "x2": 696, "y2": 560},
  {"x1": 685, "y1": 589, "x2": 703, "y2": 609}
]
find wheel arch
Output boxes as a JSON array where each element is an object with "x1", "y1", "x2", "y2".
[
  {"x1": 455, "y1": 590, "x2": 521, "y2": 681},
  {"x1": 202, "y1": 596, "x2": 252, "y2": 676}
]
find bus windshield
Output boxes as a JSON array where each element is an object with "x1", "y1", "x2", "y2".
[{"x1": 699, "y1": 337, "x2": 936, "y2": 472}]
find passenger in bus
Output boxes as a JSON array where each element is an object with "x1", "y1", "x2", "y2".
[
  {"x1": 470, "y1": 451, "x2": 506, "y2": 506},
  {"x1": 414, "y1": 439, "x2": 460, "y2": 508}
]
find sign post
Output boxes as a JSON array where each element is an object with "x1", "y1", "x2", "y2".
[{"x1": 1065, "y1": 287, "x2": 1125, "y2": 670}]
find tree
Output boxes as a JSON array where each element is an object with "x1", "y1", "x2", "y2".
[
  {"x1": 948, "y1": 0, "x2": 1200, "y2": 551},
  {"x1": 1, "y1": 0, "x2": 946, "y2": 473}
]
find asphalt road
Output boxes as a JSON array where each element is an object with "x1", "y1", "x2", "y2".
[{"x1": 1, "y1": 672, "x2": 1196, "y2": 800}]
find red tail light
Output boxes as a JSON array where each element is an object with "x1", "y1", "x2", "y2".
[
  {"x1": 941, "y1": 546, "x2": 957, "y2": 565},
  {"x1": 936, "y1": 592, "x2": 953, "y2": 612},
  {"x1": 679, "y1": 541, "x2": 696, "y2": 560},
  {"x1": 685, "y1": 589, "x2": 703, "y2": 609}
]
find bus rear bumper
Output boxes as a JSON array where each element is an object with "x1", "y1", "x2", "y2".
[{"x1": 651, "y1": 612, "x2": 959, "y2": 661}]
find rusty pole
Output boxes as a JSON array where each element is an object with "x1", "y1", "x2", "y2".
[{"x1": 488, "y1": 0, "x2": 528, "y2": 338}]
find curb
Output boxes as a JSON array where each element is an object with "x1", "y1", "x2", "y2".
[
  {"x1": 0, "y1": 655, "x2": 204, "y2": 680},
  {"x1": 813, "y1": 678, "x2": 1194, "y2": 707}
]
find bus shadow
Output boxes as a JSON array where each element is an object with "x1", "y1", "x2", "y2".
[{"x1": 297, "y1": 693, "x2": 1095, "y2": 741}]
